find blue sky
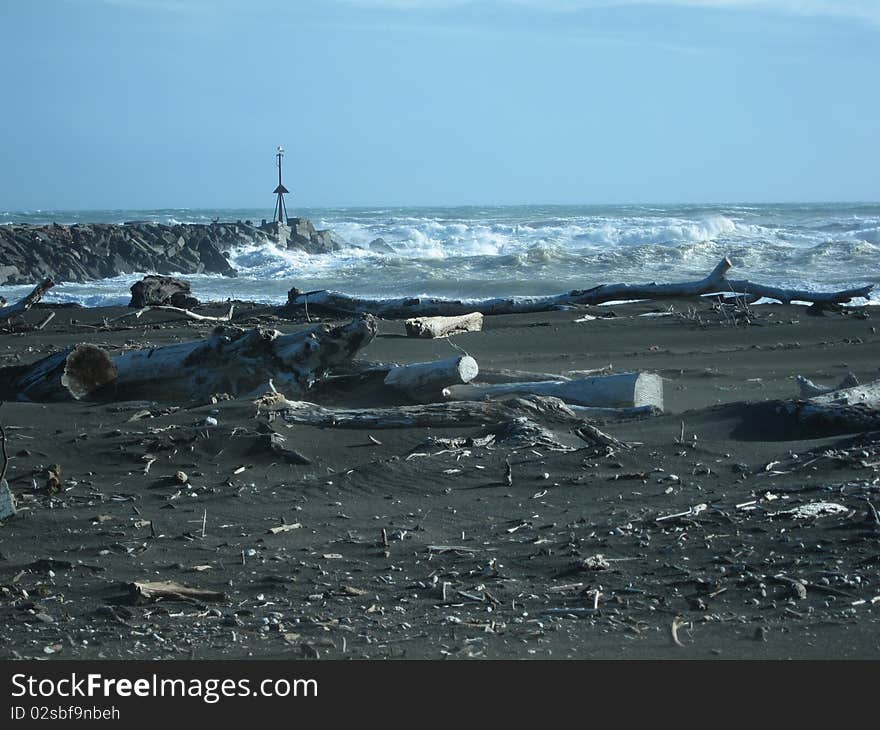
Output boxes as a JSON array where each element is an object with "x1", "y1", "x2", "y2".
[{"x1": 1, "y1": 0, "x2": 878, "y2": 208}]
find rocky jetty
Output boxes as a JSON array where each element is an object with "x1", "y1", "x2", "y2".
[{"x1": 0, "y1": 218, "x2": 344, "y2": 285}]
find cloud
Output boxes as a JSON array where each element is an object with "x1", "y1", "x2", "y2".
[{"x1": 337, "y1": 0, "x2": 880, "y2": 26}]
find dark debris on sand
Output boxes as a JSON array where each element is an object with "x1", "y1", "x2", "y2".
[{"x1": 0, "y1": 298, "x2": 879, "y2": 659}]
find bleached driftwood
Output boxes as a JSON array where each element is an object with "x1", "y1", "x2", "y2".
[
  {"x1": 796, "y1": 372, "x2": 859, "y2": 398},
  {"x1": 444, "y1": 372, "x2": 663, "y2": 410},
  {"x1": 0, "y1": 316, "x2": 377, "y2": 402},
  {"x1": 565, "y1": 365, "x2": 613, "y2": 378},
  {"x1": 425, "y1": 418, "x2": 579, "y2": 451},
  {"x1": 257, "y1": 393, "x2": 584, "y2": 428},
  {"x1": 323, "y1": 362, "x2": 559, "y2": 386},
  {"x1": 788, "y1": 377, "x2": 880, "y2": 431},
  {"x1": 283, "y1": 258, "x2": 874, "y2": 318},
  {"x1": 568, "y1": 404, "x2": 661, "y2": 419},
  {"x1": 0, "y1": 278, "x2": 55, "y2": 322},
  {"x1": 0, "y1": 480, "x2": 14, "y2": 521},
  {"x1": 384, "y1": 355, "x2": 479, "y2": 401},
  {"x1": 479, "y1": 368, "x2": 572, "y2": 384},
  {"x1": 131, "y1": 580, "x2": 225, "y2": 602},
  {"x1": 111, "y1": 303, "x2": 235, "y2": 324},
  {"x1": 405, "y1": 312, "x2": 483, "y2": 338}
]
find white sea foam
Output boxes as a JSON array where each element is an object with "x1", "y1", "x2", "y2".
[{"x1": 1, "y1": 204, "x2": 878, "y2": 304}]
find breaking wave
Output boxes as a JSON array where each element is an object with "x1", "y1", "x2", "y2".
[{"x1": 2, "y1": 203, "x2": 878, "y2": 304}]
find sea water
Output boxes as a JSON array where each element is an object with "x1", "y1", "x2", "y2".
[{"x1": 2, "y1": 203, "x2": 878, "y2": 306}]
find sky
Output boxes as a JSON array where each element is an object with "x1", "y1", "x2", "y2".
[{"x1": 0, "y1": 0, "x2": 878, "y2": 209}]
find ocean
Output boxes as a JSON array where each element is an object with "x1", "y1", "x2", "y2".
[{"x1": 2, "y1": 203, "x2": 879, "y2": 306}]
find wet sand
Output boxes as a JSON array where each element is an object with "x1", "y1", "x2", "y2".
[{"x1": 1, "y1": 298, "x2": 879, "y2": 659}]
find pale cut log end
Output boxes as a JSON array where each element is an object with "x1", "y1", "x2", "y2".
[
  {"x1": 458, "y1": 355, "x2": 479, "y2": 383},
  {"x1": 708, "y1": 257, "x2": 734, "y2": 282},
  {"x1": 61, "y1": 345, "x2": 118, "y2": 400},
  {"x1": 633, "y1": 373, "x2": 664, "y2": 411}
]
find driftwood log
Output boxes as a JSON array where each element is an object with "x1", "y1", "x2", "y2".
[
  {"x1": 796, "y1": 372, "x2": 859, "y2": 399},
  {"x1": 384, "y1": 355, "x2": 479, "y2": 401},
  {"x1": 0, "y1": 316, "x2": 377, "y2": 402},
  {"x1": 444, "y1": 372, "x2": 663, "y2": 410},
  {"x1": 788, "y1": 377, "x2": 880, "y2": 431},
  {"x1": 110, "y1": 303, "x2": 235, "y2": 324},
  {"x1": 479, "y1": 368, "x2": 572, "y2": 384},
  {"x1": 0, "y1": 278, "x2": 55, "y2": 322},
  {"x1": 404, "y1": 312, "x2": 483, "y2": 338},
  {"x1": 257, "y1": 393, "x2": 585, "y2": 428},
  {"x1": 283, "y1": 258, "x2": 873, "y2": 318}
]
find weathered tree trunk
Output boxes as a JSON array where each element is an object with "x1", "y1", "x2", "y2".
[
  {"x1": 788, "y1": 378, "x2": 880, "y2": 431},
  {"x1": 0, "y1": 278, "x2": 55, "y2": 322},
  {"x1": 479, "y1": 368, "x2": 573, "y2": 384},
  {"x1": 0, "y1": 316, "x2": 377, "y2": 402},
  {"x1": 404, "y1": 312, "x2": 483, "y2": 338},
  {"x1": 384, "y1": 356, "x2": 479, "y2": 401},
  {"x1": 257, "y1": 393, "x2": 583, "y2": 428},
  {"x1": 444, "y1": 372, "x2": 664, "y2": 410},
  {"x1": 282, "y1": 259, "x2": 873, "y2": 318},
  {"x1": 0, "y1": 345, "x2": 115, "y2": 402},
  {"x1": 567, "y1": 404, "x2": 661, "y2": 419},
  {"x1": 796, "y1": 372, "x2": 859, "y2": 398}
]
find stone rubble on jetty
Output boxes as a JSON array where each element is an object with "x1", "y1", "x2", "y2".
[{"x1": 0, "y1": 217, "x2": 344, "y2": 285}]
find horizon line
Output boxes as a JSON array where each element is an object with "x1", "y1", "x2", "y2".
[{"x1": 5, "y1": 199, "x2": 880, "y2": 216}]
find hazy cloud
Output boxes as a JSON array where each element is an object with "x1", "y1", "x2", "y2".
[{"x1": 338, "y1": 0, "x2": 880, "y2": 26}]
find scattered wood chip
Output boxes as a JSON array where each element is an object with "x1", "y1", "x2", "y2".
[
  {"x1": 268, "y1": 522, "x2": 303, "y2": 534},
  {"x1": 130, "y1": 580, "x2": 225, "y2": 602},
  {"x1": 340, "y1": 585, "x2": 368, "y2": 596}
]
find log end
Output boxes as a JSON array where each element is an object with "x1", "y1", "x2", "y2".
[
  {"x1": 708, "y1": 257, "x2": 734, "y2": 282},
  {"x1": 458, "y1": 355, "x2": 479, "y2": 383},
  {"x1": 633, "y1": 372, "x2": 664, "y2": 411},
  {"x1": 61, "y1": 345, "x2": 118, "y2": 400}
]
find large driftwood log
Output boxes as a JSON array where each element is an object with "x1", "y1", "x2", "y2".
[
  {"x1": 404, "y1": 312, "x2": 483, "y2": 338},
  {"x1": 0, "y1": 317, "x2": 377, "y2": 402},
  {"x1": 257, "y1": 393, "x2": 584, "y2": 428},
  {"x1": 444, "y1": 372, "x2": 663, "y2": 410},
  {"x1": 0, "y1": 278, "x2": 55, "y2": 322},
  {"x1": 384, "y1": 355, "x2": 479, "y2": 401},
  {"x1": 283, "y1": 259, "x2": 873, "y2": 318},
  {"x1": 568, "y1": 404, "x2": 661, "y2": 419},
  {"x1": 479, "y1": 368, "x2": 572, "y2": 384},
  {"x1": 788, "y1": 377, "x2": 880, "y2": 431}
]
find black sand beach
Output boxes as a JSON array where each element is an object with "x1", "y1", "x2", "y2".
[{"x1": 1, "y1": 297, "x2": 879, "y2": 659}]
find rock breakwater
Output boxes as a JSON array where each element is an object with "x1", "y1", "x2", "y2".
[{"x1": 0, "y1": 218, "x2": 343, "y2": 285}]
